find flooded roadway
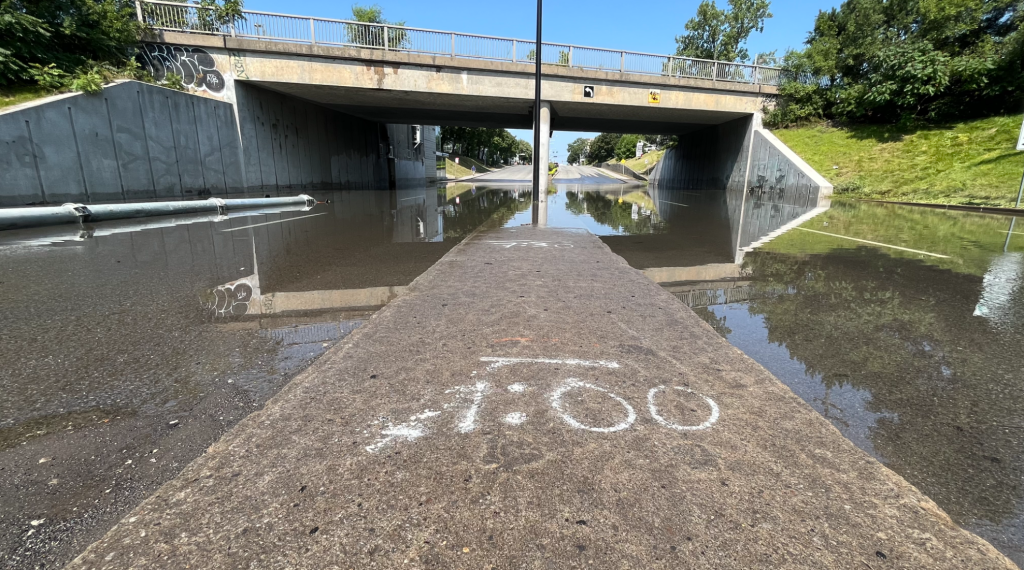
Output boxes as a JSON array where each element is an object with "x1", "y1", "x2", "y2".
[
  {"x1": 519, "y1": 186, "x2": 1024, "y2": 565},
  {"x1": 3, "y1": 178, "x2": 1024, "y2": 566},
  {"x1": 0, "y1": 187, "x2": 529, "y2": 569}
]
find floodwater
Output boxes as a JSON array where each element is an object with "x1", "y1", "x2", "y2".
[
  {"x1": 0, "y1": 185, "x2": 530, "y2": 569},
  {"x1": 3, "y1": 178, "x2": 1023, "y2": 567},
  {"x1": 500, "y1": 184, "x2": 1024, "y2": 566}
]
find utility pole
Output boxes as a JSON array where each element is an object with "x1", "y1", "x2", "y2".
[{"x1": 531, "y1": 0, "x2": 543, "y2": 225}]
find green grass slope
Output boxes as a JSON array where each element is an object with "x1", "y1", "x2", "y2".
[
  {"x1": 774, "y1": 115, "x2": 1024, "y2": 207},
  {"x1": 447, "y1": 155, "x2": 492, "y2": 173},
  {"x1": 1, "y1": 85, "x2": 56, "y2": 110}
]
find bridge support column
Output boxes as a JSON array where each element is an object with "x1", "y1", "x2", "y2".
[{"x1": 536, "y1": 101, "x2": 551, "y2": 226}]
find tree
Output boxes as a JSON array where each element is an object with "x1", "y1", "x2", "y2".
[
  {"x1": 0, "y1": 0, "x2": 144, "y2": 85},
  {"x1": 675, "y1": 0, "x2": 772, "y2": 63},
  {"x1": 566, "y1": 137, "x2": 590, "y2": 164},
  {"x1": 1, "y1": 0, "x2": 244, "y2": 87},
  {"x1": 439, "y1": 126, "x2": 531, "y2": 166},
  {"x1": 348, "y1": 4, "x2": 407, "y2": 49},
  {"x1": 0, "y1": 3, "x2": 50, "y2": 84},
  {"x1": 587, "y1": 133, "x2": 621, "y2": 164},
  {"x1": 766, "y1": 0, "x2": 1024, "y2": 125},
  {"x1": 614, "y1": 134, "x2": 641, "y2": 160}
]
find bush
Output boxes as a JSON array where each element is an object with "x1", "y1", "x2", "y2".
[
  {"x1": 833, "y1": 179, "x2": 863, "y2": 194},
  {"x1": 28, "y1": 63, "x2": 67, "y2": 90},
  {"x1": 161, "y1": 72, "x2": 186, "y2": 91},
  {"x1": 70, "y1": 66, "x2": 104, "y2": 94}
]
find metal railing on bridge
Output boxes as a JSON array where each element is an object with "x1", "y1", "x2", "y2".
[{"x1": 137, "y1": 0, "x2": 781, "y2": 86}]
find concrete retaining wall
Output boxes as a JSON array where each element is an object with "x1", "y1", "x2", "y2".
[
  {"x1": 597, "y1": 161, "x2": 648, "y2": 181},
  {"x1": 0, "y1": 81, "x2": 245, "y2": 207},
  {"x1": 1, "y1": 79, "x2": 437, "y2": 207},
  {"x1": 747, "y1": 128, "x2": 832, "y2": 206},
  {"x1": 650, "y1": 116, "x2": 831, "y2": 202},
  {"x1": 648, "y1": 115, "x2": 752, "y2": 191},
  {"x1": 235, "y1": 82, "x2": 389, "y2": 191}
]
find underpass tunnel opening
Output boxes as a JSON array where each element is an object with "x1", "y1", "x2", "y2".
[{"x1": 239, "y1": 78, "x2": 758, "y2": 177}]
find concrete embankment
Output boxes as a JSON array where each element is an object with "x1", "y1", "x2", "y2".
[
  {"x1": 0, "y1": 80, "x2": 435, "y2": 207},
  {"x1": 69, "y1": 227, "x2": 1014, "y2": 569}
]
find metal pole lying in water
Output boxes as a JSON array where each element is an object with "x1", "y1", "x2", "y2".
[
  {"x1": 531, "y1": 0, "x2": 542, "y2": 225},
  {"x1": 0, "y1": 195, "x2": 316, "y2": 232}
]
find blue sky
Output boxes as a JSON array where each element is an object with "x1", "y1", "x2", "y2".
[{"x1": 243, "y1": 0, "x2": 840, "y2": 159}]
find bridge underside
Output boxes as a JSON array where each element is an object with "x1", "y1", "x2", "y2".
[{"x1": 247, "y1": 80, "x2": 749, "y2": 135}]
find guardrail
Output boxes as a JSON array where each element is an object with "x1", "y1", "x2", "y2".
[{"x1": 137, "y1": 0, "x2": 781, "y2": 86}]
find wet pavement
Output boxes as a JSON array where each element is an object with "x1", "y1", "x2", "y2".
[
  {"x1": 5, "y1": 178, "x2": 1024, "y2": 568},
  {"x1": 0, "y1": 187, "x2": 530, "y2": 569},
  {"x1": 66, "y1": 224, "x2": 1014, "y2": 569}
]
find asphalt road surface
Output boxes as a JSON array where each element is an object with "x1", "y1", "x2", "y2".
[
  {"x1": 552, "y1": 164, "x2": 626, "y2": 184},
  {"x1": 468, "y1": 165, "x2": 625, "y2": 184}
]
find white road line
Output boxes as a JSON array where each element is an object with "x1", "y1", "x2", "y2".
[
  {"x1": 220, "y1": 212, "x2": 326, "y2": 232},
  {"x1": 479, "y1": 357, "x2": 620, "y2": 370},
  {"x1": 794, "y1": 227, "x2": 950, "y2": 258},
  {"x1": 658, "y1": 199, "x2": 689, "y2": 207}
]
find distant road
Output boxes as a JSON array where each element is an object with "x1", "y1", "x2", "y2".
[
  {"x1": 552, "y1": 165, "x2": 625, "y2": 184},
  {"x1": 465, "y1": 165, "x2": 624, "y2": 184},
  {"x1": 467, "y1": 165, "x2": 534, "y2": 183}
]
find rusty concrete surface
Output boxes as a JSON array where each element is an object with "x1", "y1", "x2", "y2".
[{"x1": 68, "y1": 227, "x2": 1016, "y2": 569}]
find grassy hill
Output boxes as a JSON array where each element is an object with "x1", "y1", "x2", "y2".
[
  {"x1": 774, "y1": 115, "x2": 1023, "y2": 208},
  {"x1": 620, "y1": 149, "x2": 666, "y2": 174}
]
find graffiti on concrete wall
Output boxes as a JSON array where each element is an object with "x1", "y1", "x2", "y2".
[
  {"x1": 137, "y1": 44, "x2": 226, "y2": 94},
  {"x1": 203, "y1": 275, "x2": 260, "y2": 316}
]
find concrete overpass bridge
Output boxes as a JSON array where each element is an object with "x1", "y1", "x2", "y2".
[
  {"x1": 0, "y1": 3, "x2": 828, "y2": 205},
  {"x1": 139, "y1": 0, "x2": 779, "y2": 134}
]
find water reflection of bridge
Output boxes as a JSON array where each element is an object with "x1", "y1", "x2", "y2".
[
  {"x1": 663, "y1": 280, "x2": 793, "y2": 308},
  {"x1": 580, "y1": 181, "x2": 829, "y2": 284}
]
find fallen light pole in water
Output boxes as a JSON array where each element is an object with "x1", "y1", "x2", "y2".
[{"x1": 0, "y1": 195, "x2": 316, "y2": 231}]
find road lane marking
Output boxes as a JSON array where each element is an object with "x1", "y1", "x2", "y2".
[
  {"x1": 479, "y1": 357, "x2": 620, "y2": 370},
  {"x1": 657, "y1": 199, "x2": 689, "y2": 207},
  {"x1": 794, "y1": 227, "x2": 950, "y2": 258},
  {"x1": 220, "y1": 212, "x2": 326, "y2": 232}
]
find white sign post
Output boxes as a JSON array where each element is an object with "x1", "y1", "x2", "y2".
[
  {"x1": 1017, "y1": 115, "x2": 1024, "y2": 151},
  {"x1": 1016, "y1": 114, "x2": 1024, "y2": 207}
]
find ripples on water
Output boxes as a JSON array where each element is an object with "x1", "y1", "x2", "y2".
[
  {"x1": 522, "y1": 186, "x2": 1024, "y2": 565},
  {"x1": 3, "y1": 182, "x2": 1023, "y2": 565}
]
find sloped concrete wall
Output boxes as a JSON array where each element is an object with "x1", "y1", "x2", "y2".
[
  {"x1": 649, "y1": 115, "x2": 752, "y2": 191},
  {"x1": 0, "y1": 81, "x2": 245, "y2": 207},
  {"x1": 650, "y1": 116, "x2": 831, "y2": 201},
  {"x1": 747, "y1": 128, "x2": 832, "y2": 206},
  {"x1": 650, "y1": 115, "x2": 833, "y2": 257},
  {"x1": 235, "y1": 82, "x2": 389, "y2": 191}
]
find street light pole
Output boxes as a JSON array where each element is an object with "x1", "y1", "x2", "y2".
[{"x1": 531, "y1": 0, "x2": 542, "y2": 225}]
